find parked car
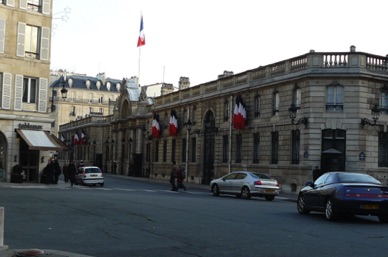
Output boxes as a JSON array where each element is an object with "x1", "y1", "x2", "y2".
[
  {"x1": 75, "y1": 166, "x2": 104, "y2": 186},
  {"x1": 210, "y1": 171, "x2": 280, "y2": 201},
  {"x1": 297, "y1": 172, "x2": 388, "y2": 222}
]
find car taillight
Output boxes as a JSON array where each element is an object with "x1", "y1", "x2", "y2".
[
  {"x1": 100, "y1": 173, "x2": 103, "y2": 177},
  {"x1": 345, "y1": 193, "x2": 388, "y2": 198},
  {"x1": 276, "y1": 182, "x2": 280, "y2": 187},
  {"x1": 82, "y1": 172, "x2": 87, "y2": 177},
  {"x1": 254, "y1": 180, "x2": 262, "y2": 185}
]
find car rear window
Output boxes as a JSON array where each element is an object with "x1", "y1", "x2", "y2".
[
  {"x1": 251, "y1": 173, "x2": 272, "y2": 180},
  {"x1": 84, "y1": 168, "x2": 101, "y2": 174},
  {"x1": 337, "y1": 173, "x2": 381, "y2": 184}
]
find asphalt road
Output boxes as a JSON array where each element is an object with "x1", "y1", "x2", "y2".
[{"x1": 1, "y1": 174, "x2": 387, "y2": 257}]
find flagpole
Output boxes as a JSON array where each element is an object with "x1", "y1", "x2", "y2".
[{"x1": 138, "y1": 47, "x2": 141, "y2": 85}]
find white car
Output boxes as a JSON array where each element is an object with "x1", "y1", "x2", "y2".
[
  {"x1": 75, "y1": 166, "x2": 104, "y2": 186},
  {"x1": 210, "y1": 171, "x2": 280, "y2": 201}
]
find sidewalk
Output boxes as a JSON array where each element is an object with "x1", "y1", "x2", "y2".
[{"x1": 0, "y1": 176, "x2": 297, "y2": 257}]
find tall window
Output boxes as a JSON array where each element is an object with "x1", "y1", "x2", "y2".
[
  {"x1": 224, "y1": 98, "x2": 229, "y2": 121},
  {"x1": 181, "y1": 138, "x2": 186, "y2": 162},
  {"x1": 380, "y1": 85, "x2": 388, "y2": 115},
  {"x1": 254, "y1": 94, "x2": 261, "y2": 118},
  {"x1": 273, "y1": 91, "x2": 279, "y2": 116},
  {"x1": 25, "y1": 25, "x2": 39, "y2": 59},
  {"x1": 291, "y1": 130, "x2": 300, "y2": 164},
  {"x1": 23, "y1": 77, "x2": 37, "y2": 103},
  {"x1": 253, "y1": 133, "x2": 260, "y2": 163},
  {"x1": 171, "y1": 139, "x2": 176, "y2": 163},
  {"x1": 163, "y1": 140, "x2": 167, "y2": 162},
  {"x1": 191, "y1": 138, "x2": 196, "y2": 162},
  {"x1": 222, "y1": 135, "x2": 228, "y2": 163},
  {"x1": 236, "y1": 134, "x2": 242, "y2": 163},
  {"x1": 146, "y1": 143, "x2": 150, "y2": 162},
  {"x1": 292, "y1": 86, "x2": 301, "y2": 108},
  {"x1": 271, "y1": 131, "x2": 279, "y2": 164},
  {"x1": 154, "y1": 141, "x2": 159, "y2": 162},
  {"x1": 27, "y1": 0, "x2": 41, "y2": 12},
  {"x1": 378, "y1": 132, "x2": 388, "y2": 167},
  {"x1": 326, "y1": 82, "x2": 344, "y2": 112}
]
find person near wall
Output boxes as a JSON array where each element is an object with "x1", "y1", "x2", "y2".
[
  {"x1": 53, "y1": 159, "x2": 61, "y2": 184},
  {"x1": 170, "y1": 161, "x2": 178, "y2": 191},
  {"x1": 176, "y1": 164, "x2": 187, "y2": 191},
  {"x1": 68, "y1": 160, "x2": 77, "y2": 187},
  {"x1": 312, "y1": 166, "x2": 322, "y2": 182}
]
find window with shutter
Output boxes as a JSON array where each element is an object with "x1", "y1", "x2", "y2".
[
  {"x1": 19, "y1": 0, "x2": 27, "y2": 10},
  {"x1": 2, "y1": 73, "x2": 11, "y2": 109},
  {"x1": 38, "y1": 78, "x2": 47, "y2": 113},
  {"x1": 40, "y1": 27, "x2": 49, "y2": 60},
  {"x1": 5, "y1": 0, "x2": 15, "y2": 7},
  {"x1": 14, "y1": 75, "x2": 23, "y2": 110},
  {"x1": 42, "y1": 0, "x2": 50, "y2": 15},
  {"x1": 16, "y1": 22, "x2": 26, "y2": 57},
  {"x1": 0, "y1": 18, "x2": 5, "y2": 54}
]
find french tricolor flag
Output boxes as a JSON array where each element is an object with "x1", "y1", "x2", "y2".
[
  {"x1": 169, "y1": 110, "x2": 178, "y2": 136},
  {"x1": 233, "y1": 95, "x2": 246, "y2": 129},
  {"x1": 152, "y1": 112, "x2": 160, "y2": 138},
  {"x1": 74, "y1": 132, "x2": 79, "y2": 145},
  {"x1": 137, "y1": 14, "x2": 145, "y2": 47}
]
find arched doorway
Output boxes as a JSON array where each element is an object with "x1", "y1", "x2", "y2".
[{"x1": 202, "y1": 111, "x2": 217, "y2": 184}]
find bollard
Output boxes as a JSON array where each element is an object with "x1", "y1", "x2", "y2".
[{"x1": 0, "y1": 207, "x2": 3, "y2": 247}]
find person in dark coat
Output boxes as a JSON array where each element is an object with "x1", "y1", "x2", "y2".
[
  {"x1": 44, "y1": 159, "x2": 55, "y2": 184},
  {"x1": 312, "y1": 166, "x2": 322, "y2": 182},
  {"x1": 68, "y1": 160, "x2": 77, "y2": 186},
  {"x1": 176, "y1": 165, "x2": 187, "y2": 191},
  {"x1": 62, "y1": 163, "x2": 69, "y2": 183},
  {"x1": 53, "y1": 159, "x2": 61, "y2": 184},
  {"x1": 170, "y1": 161, "x2": 177, "y2": 191}
]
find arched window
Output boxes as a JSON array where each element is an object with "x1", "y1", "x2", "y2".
[
  {"x1": 254, "y1": 94, "x2": 261, "y2": 118},
  {"x1": 272, "y1": 91, "x2": 279, "y2": 116}
]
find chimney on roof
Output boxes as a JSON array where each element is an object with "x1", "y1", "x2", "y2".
[
  {"x1": 178, "y1": 77, "x2": 190, "y2": 90},
  {"x1": 218, "y1": 70, "x2": 234, "y2": 79},
  {"x1": 96, "y1": 72, "x2": 106, "y2": 84}
]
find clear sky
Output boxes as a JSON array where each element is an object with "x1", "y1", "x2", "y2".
[{"x1": 51, "y1": 0, "x2": 388, "y2": 88}]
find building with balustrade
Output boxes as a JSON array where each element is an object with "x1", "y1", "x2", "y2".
[{"x1": 59, "y1": 46, "x2": 388, "y2": 193}]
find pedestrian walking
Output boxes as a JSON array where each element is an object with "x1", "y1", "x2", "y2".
[
  {"x1": 53, "y1": 159, "x2": 61, "y2": 184},
  {"x1": 44, "y1": 159, "x2": 55, "y2": 184},
  {"x1": 63, "y1": 163, "x2": 69, "y2": 183},
  {"x1": 68, "y1": 160, "x2": 77, "y2": 186},
  {"x1": 170, "y1": 161, "x2": 178, "y2": 191},
  {"x1": 176, "y1": 165, "x2": 186, "y2": 191}
]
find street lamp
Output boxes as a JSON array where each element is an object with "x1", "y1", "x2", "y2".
[
  {"x1": 51, "y1": 74, "x2": 68, "y2": 112},
  {"x1": 184, "y1": 119, "x2": 200, "y2": 182},
  {"x1": 288, "y1": 104, "x2": 308, "y2": 128},
  {"x1": 361, "y1": 105, "x2": 380, "y2": 128},
  {"x1": 92, "y1": 140, "x2": 96, "y2": 165}
]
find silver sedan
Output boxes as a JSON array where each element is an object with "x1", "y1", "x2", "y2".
[{"x1": 210, "y1": 171, "x2": 280, "y2": 201}]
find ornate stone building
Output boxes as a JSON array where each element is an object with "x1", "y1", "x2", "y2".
[{"x1": 59, "y1": 46, "x2": 388, "y2": 193}]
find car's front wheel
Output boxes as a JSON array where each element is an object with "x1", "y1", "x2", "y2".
[
  {"x1": 211, "y1": 184, "x2": 220, "y2": 196},
  {"x1": 100, "y1": 182, "x2": 104, "y2": 187},
  {"x1": 241, "y1": 187, "x2": 251, "y2": 199},
  {"x1": 297, "y1": 194, "x2": 310, "y2": 214},
  {"x1": 325, "y1": 198, "x2": 338, "y2": 221}
]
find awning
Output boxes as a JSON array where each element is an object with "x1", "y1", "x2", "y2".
[{"x1": 16, "y1": 129, "x2": 64, "y2": 151}]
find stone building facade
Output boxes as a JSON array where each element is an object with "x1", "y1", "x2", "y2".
[
  {"x1": 59, "y1": 46, "x2": 388, "y2": 193},
  {"x1": 0, "y1": 0, "x2": 65, "y2": 182}
]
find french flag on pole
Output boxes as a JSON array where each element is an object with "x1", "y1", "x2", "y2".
[
  {"x1": 137, "y1": 14, "x2": 145, "y2": 47},
  {"x1": 74, "y1": 132, "x2": 79, "y2": 145},
  {"x1": 169, "y1": 110, "x2": 178, "y2": 136},
  {"x1": 233, "y1": 95, "x2": 247, "y2": 129},
  {"x1": 81, "y1": 129, "x2": 87, "y2": 144},
  {"x1": 152, "y1": 112, "x2": 160, "y2": 138}
]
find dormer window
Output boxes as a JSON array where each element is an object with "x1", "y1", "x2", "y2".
[
  {"x1": 96, "y1": 81, "x2": 101, "y2": 90},
  {"x1": 67, "y1": 78, "x2": 73, "y2": 87},
  {"x1": 106, "y1": 82, "x2": 111, "y2": 91},
  {"x1": 85, "y1": 80, "x2": 91, "y2": 89}
]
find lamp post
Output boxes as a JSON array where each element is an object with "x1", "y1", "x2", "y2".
[
  {"x1": 111, "y1": 139, "x2": 115, "y2": 174},
  {"x1": 51, "y1": 74, "x2": 68, "y2": 112},
  {"x1": 184, "y1": 119, "x2": 200, "y2": 182},
  {"x1": 92, "y1": 140, "x2": 96, "y2": 165},
  {"x1": 104, "y1": 139, "x2": 109, "y2": 173},
  {"x1": 288, "y1": 104, "x2": 308, "y2": 128},
  {"x1": 128, "y1": 138, "x2": 133, "y2": 176},
  {"x1": 361, "y1": 105, "x2": 380, "y2": 128}
]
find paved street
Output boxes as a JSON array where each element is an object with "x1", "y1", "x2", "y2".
[{"x1": 1, "y1": 174, "x2": 387, "y2": 257}]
